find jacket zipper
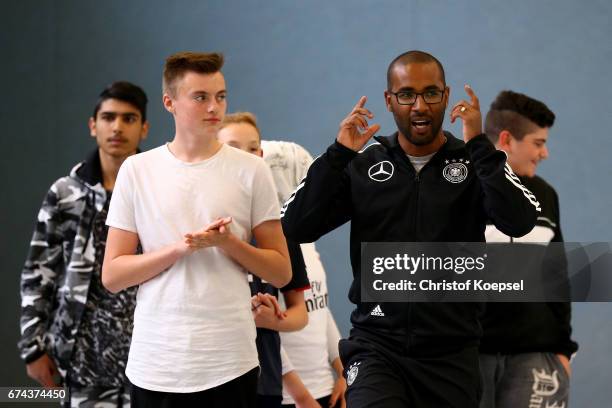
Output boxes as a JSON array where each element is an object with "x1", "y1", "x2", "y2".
[
  {"x1": 412, "y1": 172, "x2": 420, "y2": 235},
  {"x1": 407, "y1": 171, "x2": 420, "y2": 338}
]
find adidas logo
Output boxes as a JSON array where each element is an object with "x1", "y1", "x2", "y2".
[{"x1": 370, "y1": 305, "x2": 385, "y2": 317}]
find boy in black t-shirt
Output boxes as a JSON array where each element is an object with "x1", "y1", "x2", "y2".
[{"x1": 218, "y1": 112, "x2": 310, "y2": 408}]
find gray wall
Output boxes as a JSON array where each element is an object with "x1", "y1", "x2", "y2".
[{"x1": 2, "y1": 0, "x2": 610, "y2": 405}]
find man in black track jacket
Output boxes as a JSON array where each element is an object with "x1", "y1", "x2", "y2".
[
  {"x1": 281, "y1": 51, "x2": 541, "y2": 408},
  {"x1": 480, "y1": 90, "x2": 577, "y2": 408}
]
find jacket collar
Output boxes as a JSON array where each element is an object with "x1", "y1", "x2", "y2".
[
  {"x1": 74, "y1": 149, "x2": 104, "y2": 187},
  {"x1": 373, "y1": 131, "x2": 464, "y2": 155},
  {"x1": 71, "y1": 148, "x2": 141, "y2": 189}
]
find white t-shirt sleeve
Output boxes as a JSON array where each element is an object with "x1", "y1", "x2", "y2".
[
  {"x1": 251, "y1": 159, "x2": 281, "y2": 228},
  {"x1": 280, "y1": 344, "x2": 295, "y2": 375},
  {"x1": 294, "y1": 144, "x2": 314, "y2": 187},
  {"x1": 106, "y1": 157, "x2": 137, "y2": 233},
  {"x1": 326, "y1": 309, "x2": 342, "y2": 363}
]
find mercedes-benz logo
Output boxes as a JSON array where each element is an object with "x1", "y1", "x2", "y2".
[{"x1": 368, "y1": 161, "x2": 394, "y2": 182}]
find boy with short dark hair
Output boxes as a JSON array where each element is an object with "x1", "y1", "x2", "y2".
[
  {"x1": 19, "y1": 81, "x2": 149, "y2": 407},
  {"x1": 481, "y1": 90, "x2": 577, "y2": 408}
]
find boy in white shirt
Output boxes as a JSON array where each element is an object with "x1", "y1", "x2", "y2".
[{"x1": 102, "y1": 52, "x2": 291, "y2": 408}]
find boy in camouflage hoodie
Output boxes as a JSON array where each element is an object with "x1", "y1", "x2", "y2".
[{"x1": 19, "y1": 81, "x2": 149, "y2": 407}]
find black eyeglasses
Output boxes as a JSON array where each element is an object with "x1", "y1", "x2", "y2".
[{"x1": 388, "y1": 88, "x2": 445, "y2": 105}]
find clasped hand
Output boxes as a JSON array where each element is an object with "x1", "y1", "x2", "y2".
[
  {"x1": 251, "y1": 292, "x2": 287, "y2": 330},
  {"x1": 184, "y1": 216, "x2": 233, "y2": 250}
]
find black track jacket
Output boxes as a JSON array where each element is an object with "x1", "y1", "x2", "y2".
[
  {"x1": 481, "y1": 175, "x2": 578, "y2": 359},
  {"x1": 281, "y1": 132, "x2": 541, "y2": 355}
]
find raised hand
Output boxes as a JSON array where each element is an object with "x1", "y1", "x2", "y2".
[
  {"x1": 450, "y1": 85, "x2": 482, "y2": 143},
  {"x1": 337, "y1": 96, "x2": 381, "y2": 152}
]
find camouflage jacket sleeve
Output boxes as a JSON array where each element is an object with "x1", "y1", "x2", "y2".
[{"x1": 18, "y1": 182, "x2": 65, "y2": 363}]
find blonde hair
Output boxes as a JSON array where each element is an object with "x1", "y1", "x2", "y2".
[{"x1": 221, "y1": 112, "x2": 261, "y2": 142}]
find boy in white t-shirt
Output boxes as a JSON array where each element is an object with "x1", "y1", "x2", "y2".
[{"x1": 102, "y1": 52, "x2": 292, "y2": 408}]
